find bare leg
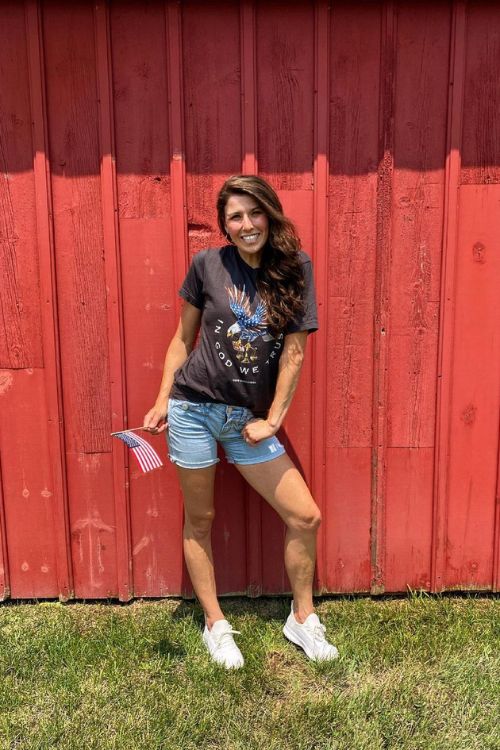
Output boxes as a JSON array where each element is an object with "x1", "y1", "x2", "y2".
[
  {"x1": 235, "y1": 454, "x2": 321, "y2": 623},
  {"x1": 176, "y1": 464, "x2": 225, "y2": 629}
]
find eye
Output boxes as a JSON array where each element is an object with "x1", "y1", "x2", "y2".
[{"x1": 228, "y1": 213, "x2": 241, "y2": 221}]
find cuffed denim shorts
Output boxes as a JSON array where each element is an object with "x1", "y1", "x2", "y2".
[{"x1": 166, "y1": 398, "x2": 286, "y2": 469}]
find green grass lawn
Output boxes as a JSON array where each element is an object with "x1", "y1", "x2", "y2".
[{"x1": 0, "y1": 595, "x2": 498, "y2": 750}]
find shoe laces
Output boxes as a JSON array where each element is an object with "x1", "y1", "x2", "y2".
[
  {"x1": 214, "y1": 628, "x2": 241, "y2": 652},
  {"x1": 308, "y1": 622, "x2": 327, "y2": 642}
]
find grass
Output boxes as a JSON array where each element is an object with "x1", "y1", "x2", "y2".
[{"x1": 0, "y1": 595, "x2": 498, "y2": 750}]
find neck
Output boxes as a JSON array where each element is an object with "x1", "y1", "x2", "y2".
[{"x1": 236, "y1": 248, "x2": 262, "y2": 269}]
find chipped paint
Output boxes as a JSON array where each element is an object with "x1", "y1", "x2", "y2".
[{"x1": 0, "y1": 371, "x2": 13, "y2": 395}]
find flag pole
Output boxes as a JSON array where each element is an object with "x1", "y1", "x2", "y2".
[{"x1": 110, "y1": 426, "x2": 147, "y2": 436}]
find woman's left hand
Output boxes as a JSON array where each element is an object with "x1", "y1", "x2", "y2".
[{"x1": 241, "y1": 418, "x2": 277, "y2": 445}]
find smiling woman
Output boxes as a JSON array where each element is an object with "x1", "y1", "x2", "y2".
[
  {"x1": 224, "y1": 194, "x2": 269, "y2": 265},
  {"x1": 142, "y1": 175, "x2": 338, "y2": 669}
]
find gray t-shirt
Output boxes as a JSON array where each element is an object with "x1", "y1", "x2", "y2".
[{"x1": 171, "y1": 245, "x2": 318, "y2": 416}]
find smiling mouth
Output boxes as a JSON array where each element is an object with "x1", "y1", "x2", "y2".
[{"x1": 241, "y1": 233, "x2": 260, "y2": 244}]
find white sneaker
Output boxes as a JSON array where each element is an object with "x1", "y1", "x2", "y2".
[
  {"x1": 283, "y1": 602, "x2": 339, "y2": 662},
  {"x1": 202, "y1": 619, "x2": 244, "y2": 669}
]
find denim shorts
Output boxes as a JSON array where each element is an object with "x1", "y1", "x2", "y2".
[{"x1": 166, "y1": 398, "x2": 286, "y2": 469}]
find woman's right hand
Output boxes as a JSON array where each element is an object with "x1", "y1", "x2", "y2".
[{"x1": 143, "y1": 403, "x2": 168, "y2": 435}]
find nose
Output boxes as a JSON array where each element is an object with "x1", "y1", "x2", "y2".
[{"x1": 241, "y1": 213, "x2": 254, "y2": 231}]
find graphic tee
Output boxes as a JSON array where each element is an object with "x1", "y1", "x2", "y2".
[{"x1": 170, "y1": 245, "x2": 318, "y2": 416}]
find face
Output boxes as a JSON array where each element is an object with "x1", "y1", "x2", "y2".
[{"x1": 224, "y1": 194, "x2": 270, "y2": 263}]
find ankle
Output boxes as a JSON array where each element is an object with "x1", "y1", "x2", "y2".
[
  {"x1": 292, "y1": 602, "x2": 314, "y2": 624},
  {"x1": 205, "y1": 614, "x2": 226, "y2": 630}
]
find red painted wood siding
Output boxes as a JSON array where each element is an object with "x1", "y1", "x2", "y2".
[{"x1": 1, "y1": 0, "x2": 499, "y2": 599}]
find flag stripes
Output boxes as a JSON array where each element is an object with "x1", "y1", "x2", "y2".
[{"x1": 112, "y1": 431, "x2": 163, "y2": 473}]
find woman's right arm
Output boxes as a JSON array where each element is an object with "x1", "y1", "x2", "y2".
[{"x1": 143, "y1": 301, "x2": 202, "y2": 434}]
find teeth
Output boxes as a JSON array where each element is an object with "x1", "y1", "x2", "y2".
[{"x1": 242, "y1": 234, "x2": 259, "y2": 243}]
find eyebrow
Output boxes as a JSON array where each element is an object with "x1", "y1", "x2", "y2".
[{"x1": 226, "y1": 205, "x2": 260, "y2": 218}]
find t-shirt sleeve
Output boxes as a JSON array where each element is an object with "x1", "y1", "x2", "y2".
[
  {"x1": 179, "y1": 251, "x2": 206, "y2": 309},
  {"x1": 285, "y1": 258, "x2": 319, "y2": 334}
]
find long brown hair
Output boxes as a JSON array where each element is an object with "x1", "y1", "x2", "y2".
[{"x1": 216, "y1": 175, "x2": 305, "y2": 336}]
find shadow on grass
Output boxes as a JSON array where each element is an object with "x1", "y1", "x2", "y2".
[
  {"x1": 153, "y1": 637, "x2": 186, "y2": 661},
  {"x1": 170, "y1": 596, "x2": 292, "y2": 628}
]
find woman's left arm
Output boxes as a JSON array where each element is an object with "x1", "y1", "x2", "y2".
[{"x1": 242, "y1": 331, "x2": 308, "y2": 445}]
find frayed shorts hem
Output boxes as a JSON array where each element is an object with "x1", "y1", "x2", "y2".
[
  {"x1": 168, "y1": 454, "x2": 220, "y2": 470},
  {"x1": 226, "y1": 446, "x2": 286, "y2": 466}
]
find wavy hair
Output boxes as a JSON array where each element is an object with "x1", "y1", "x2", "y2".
[{"x1": 216, "y1": 175, "x2": 305, "y2": 337}]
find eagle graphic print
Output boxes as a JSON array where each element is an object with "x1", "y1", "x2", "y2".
[{"x1": 225, "y1": 285, "x2": 274, "y2": 364}]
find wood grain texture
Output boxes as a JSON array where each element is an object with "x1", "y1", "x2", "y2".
[
  {"x1": 444, "y1": 184, "x2": 500, "y2": 588},
  {"x1": 111, "y1": 2, "x2": 171, "y2": 219},
  {"x1": 256, "y1": 0, "x2": 314, "y2": 189},
  {"x1": 111, "y1": 1, "x2": 183, "y2": 596},
  {"x1": 182, "y1": 0, "x2": 241, "y2": 255},
  {"x1": 431, "y1": 0, "x2": 466, "y2": 593},
  {"x1": 461, "y1": 1, "x2": 500, "y2": 184},
  {"x1": 370, "y1": 0, "x2": 396, "y2": 594},
  {"x1": 0, "y1": 453, "x2": 9, "y2": 599},
  {"x1": 384, "y1": 2, "x2": 451, "y2": 592},
  {"x1": 26, "y1": 0, "x2": 73, "y2": 599},
  {"x1": 95, "y1": 1, "x2": 132, "y2": 600},
  {"x1": 0, "y1": 370, "x2": 58, "y2": 597},
  {"x1": 43, "y1": 3, "x2": 112, "y2": 454},
  {"x1": 42, "y1": 3, "x2": 118, "y2": 595},
  {"x1": 325, "y1": 0, "x2": 381, "y2": 593},
  {"x1": 0, "y1": 3, "x2": 42, "y2": 369}
]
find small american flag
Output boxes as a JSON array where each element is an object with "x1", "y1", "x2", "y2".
[{"x1": 112, "y1": 430, "x2": 163, "y2": 473}]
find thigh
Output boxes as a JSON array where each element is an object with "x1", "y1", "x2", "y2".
[
  {"x1": 235, "y1": 453, "x2": 318, "y2": 525},
  {"x1": 176, "y1": 464, "x2": 217, "y2": 520}
]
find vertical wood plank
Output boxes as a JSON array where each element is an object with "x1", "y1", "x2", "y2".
[
  {"x1": 42, "y1": 2, "x2": 112, "y2": 454},
  {"x1": 460, "y1": 1, "x2": 500, "y2": 184},
  {"x1": 326, "y1": 0, "x2": 381, "y2": 593},
  {"x1": 25, "y1": 0, "x2": 73, "y2": 599},
  {"x1": 371, "y1": 0, "x2": 397, "y2": 594},
  {"x1": 312, "y1": 0, "x2": 329, "y2": 592},
  {"x1": 94, "y1": 2, "x2": 132, "y2": 601},
  {"x1": 431, "y1": 0, "x2": 466, "y2": 592},
  {"x1": 384, "y1": 1, "x2": 451, "y2": 592},
  {"x1": 257, "y1": 0, "x2": 314, "y2": 191},
  {"x1": 494, "y1": 413, "x2": 500, "y2": 592},
  {"x1": 0, "y1": 2, "x2": 43, "y2": 370},
  {"x1": 0, "y1": 454, "x2": 10, "y2": 599},
  {"x1": 167, "y1": 0, "x2": 189, "y2": 289},
  {"x1": 111, "y1": 1, "x2": 181, "y2": 598},
  {"x1": 241, "y1": 0, "x2": 257, "y2": 174},
  {"x1": 0, "y1": 370, "x2": 60, "y2": 597},
  {"x1": 444, "y1": 184, "x2": 500, "y2": 589},
  {"x1": 43, "y1": 2, "x2": 118, "y2": 597}
]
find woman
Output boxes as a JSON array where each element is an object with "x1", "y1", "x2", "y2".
[{"x1": 143, "y1": 175, "x2": 338, "y2": 669}]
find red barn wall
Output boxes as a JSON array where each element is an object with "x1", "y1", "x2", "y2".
[{"x1": 0, "y1": 0, "x2": 499, "y2": 599}]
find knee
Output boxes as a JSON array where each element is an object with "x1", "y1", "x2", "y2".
[
  {"x1": 289, "y1": 506, "x2": 322, "y2": 533},
  {"x1": 184, "y1": 509, "x2": 215, "y2": 540}
]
